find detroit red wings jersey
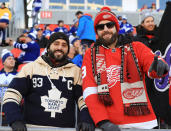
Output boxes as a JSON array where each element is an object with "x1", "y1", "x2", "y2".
[{"x1": 82, "y1": 42, "x2": 158, "y2": 129}]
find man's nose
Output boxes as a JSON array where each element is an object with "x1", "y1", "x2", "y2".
[
  {"x1": 103, "y1": 25, "x2": 108, "y2": 31},
  {"x1": 56, "y1": 44, "x2": 63, "y2": 49}
]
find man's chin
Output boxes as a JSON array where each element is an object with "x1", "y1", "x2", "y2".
[{"x1": 54, "y1": 56, "x2": 67, "y2": 62}]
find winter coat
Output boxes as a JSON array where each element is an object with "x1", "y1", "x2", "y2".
[{"x1": 77, "y1": 15, "x2": 96, "y2": 42}]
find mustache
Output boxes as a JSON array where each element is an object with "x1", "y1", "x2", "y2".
[
  {"x1": 54, "y1": 50, "x2": 64, "y2": 54},
  {"x1": 102, "y1": 31, "x2": 113, "y2": 37}
]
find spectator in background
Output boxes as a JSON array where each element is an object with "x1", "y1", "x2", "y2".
[
  {"x1": 54, "y1": 20, "x2": 68, "y2": 34},
  {"x1": 69, "y1": 37, "x2": 83, "y2": 68},
  {"x1": 16, "y1": 29, "x2": 29, "y2": 43},
  {"x1": 134, "y1": 12, "x2": 158, "y2": 51},
  {"x1": 77, "y1": 13, "x2": 96, "y2": 52},
  {"x1": 1, "y1": 2, "x2": 6, "y2": 9},
  {"x1": 3, "y1": 32, "x2": 95, "y2": 131},
  {"x1": 36, "y1": 28, "x2": 48, "y2": 48},
  {"x1": 81, "y1": 6, "x2": 169, "y2": 130},
  {"x1": 0, "y1": 2, "x2": 12, "y2": 19},
  {"x1": 0, "y1": 13, "x2": 9, "y2": 46},
  {"x1": 68, "y1": 44, "x2": 76, "y2": 60},
  {"x1": 32, "y1": 0, "x2": 42, "y2": 26},
  {"x1": 75, "y1": 11, "x2": 83, "y2": 19},
  {"x1": 117, "y1": 15, "x2": 122, "y2": 25},
  {"x1": 68, "y1": 19, "x2": 78, "y2": 36},
  {"x1": 29, "y1": 23, "x2": 39, "y2": 35},
  {"x1": 8, "y1": 33, "x2": 40, "y2": 69},
  {"x1": 0, "y1": 49, "x2": 17, "y2": 98},
  {"x1": 140, "y1": 4, "x2": 150, "y2": 13},
  {"x1": 43, "y1": 24, "x2": 52, "y2": 39},
  {"x1": 119, "y1": 15, "x2": 133, "y2": 36},
  {"x1": 0, "y1": 49, "x2": 17, "y2": 125},
  {"x1": 150, "y1": 2, "x2": 160, "y2": 13}
]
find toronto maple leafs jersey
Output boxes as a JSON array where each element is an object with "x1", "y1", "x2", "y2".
[{"x1": 3, "y1": 56, "x2": 90, "y2": 127}]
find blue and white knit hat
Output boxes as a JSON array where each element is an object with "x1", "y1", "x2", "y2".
[
  {"x1": 27, "y1": 33, "x2": 37, "y2": 40},
  {"x1": 1, "y1": 49, "x2": 13, "y2": 63},
  {"x1": 71, "y1": 37, "x2": 79, "y2": 45},
  {"x1": 0, "y1": 13, "x2": 9, "y2": 24},
  {"x1": 122, "y1": 15, "x2": 127, "y2": 20}
]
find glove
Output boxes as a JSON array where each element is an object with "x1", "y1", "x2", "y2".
[
  {"x1": 11, "y1": 121, "x2": 27, "y2": 131},
  {"x1": 99, "y1": 121, "x2": 120, "y2": 131},
  {"x1": 76, "y1": 122, "x2": 95, "y2": 131},
  {"x1": 149, "y1": 55, "x2": 169, "y2": 77}
]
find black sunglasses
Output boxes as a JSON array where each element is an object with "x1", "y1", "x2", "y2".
[{"x1": 96, "y1": 22, "x2": 115, "y2": 31}]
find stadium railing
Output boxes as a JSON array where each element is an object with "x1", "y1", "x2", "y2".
[{"x1": 0, "y1": 127, "x2": 171, "y2": 131}]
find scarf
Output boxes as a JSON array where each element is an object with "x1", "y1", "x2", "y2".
[{"x1": 91, "y1": 43, "x2": 151, "y2": 116}]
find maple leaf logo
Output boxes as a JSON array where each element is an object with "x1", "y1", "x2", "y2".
[{"x1": 41, "y1": 88, "x2": 68, "y2": 118}]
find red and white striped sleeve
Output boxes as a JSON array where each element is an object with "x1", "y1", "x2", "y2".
[{"x1": 81, "y1": 48, "x2": 109, "y2": 125}]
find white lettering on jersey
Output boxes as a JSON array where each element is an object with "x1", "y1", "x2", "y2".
[
  {"x1": 106, "y1": 65, "x2": 121, "y2": 88},
  {"x1": 82, "y1": 66, "x2": 86, "y2": 79},
  {"x1": 41, "y1": 88, "x2": 67, "y2": 118},
  {"x1": 67, "y1": 80, "x2": 73, "y2": 90},
  {"x1": 33, "y1": 78, "x2": 43, "y2": 88}
]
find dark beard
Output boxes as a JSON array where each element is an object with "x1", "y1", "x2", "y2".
[
  {"x1": 48, "y1": 49, "x2": 68, "y2": 62},
  {"x1": 96, "y1": 31, "x2": 118, "y2": 47}
]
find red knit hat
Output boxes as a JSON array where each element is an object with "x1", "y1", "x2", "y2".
[{"x1": 94, "y1": 7, "x2": 120, "y2": 33}]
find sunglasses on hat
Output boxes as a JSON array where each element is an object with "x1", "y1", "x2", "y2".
[{"x1": 96, "y1": 22, "x2": 115, "y2": 31}]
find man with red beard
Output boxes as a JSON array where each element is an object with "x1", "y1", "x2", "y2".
[
  {"x1": 3, "y1": 32, "x2": 95, "y2": 131},
  {"x1": 81, "y1": 7, "x2": 169, "y2": 131}
]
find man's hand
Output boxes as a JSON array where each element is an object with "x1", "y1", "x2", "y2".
[
  {"x1": 11, "y1": 121, "x2": 27, "y2": 131},
  {"x1": 99, "y1": 121, "x2": 120, "y2": 131},
  {"x1": 76, "y1": 122, "x2": 95, "y2": 131},
  {"x1": 149, "y1": 55, "x2": 169, "y2": 77}
]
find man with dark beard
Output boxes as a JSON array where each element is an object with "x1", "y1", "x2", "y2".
[
  {"x1": 3, "y1": 32, "x2": 95, "y2": 131},
  {"x1": 81, "y1": 7, "x2": 169, "y2": 131}
]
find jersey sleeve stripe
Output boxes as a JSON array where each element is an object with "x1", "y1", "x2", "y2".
[
  {"x1": 3, "y1": 88, "x2": 22, "y2": 105},
  {"x1": 78, "y1": 96, "x2": 87, "y2": 111},
  {"x1": 83, "y1": 87, "x2": 97, "y2": 100}
]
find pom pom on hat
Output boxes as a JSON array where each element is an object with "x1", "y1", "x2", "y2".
[
  {"x1": 27, "y1": 33, "x2": 36, "y2": 40},
  {"x1": 94, "y1": 7, "x2": 120, "y2": 33},
  {"x1": 0, "y1": 13, "x2": 9, "y2": 24},
  {"x1": 1, "y1": 49, "x2": 13, "y2": 63}
]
